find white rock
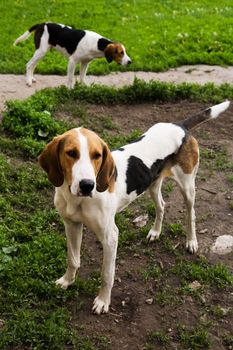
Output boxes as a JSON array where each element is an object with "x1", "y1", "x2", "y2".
[
  {"x1": 188, "y1": 281, "x2": 202, "y2": 290},
  {"x1": 133, "y1": 214, "x2": 148, "y2": 228},
  {"x1": 211, "y1": 235, "x2": 233, "y2": 255},
  {"x1": 145, "y1": 298, "x2": 153, "y2": 305}
]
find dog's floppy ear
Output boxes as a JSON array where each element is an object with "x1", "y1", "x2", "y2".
[
  {"x1": 104, "y1": 43, "x2": 115, "y2": 63},
  {"x1": 38, "y1": 136, "x2": 64, "y2": 187},
  {"x1": 96, "y1": 141, "x2": 115, "y2": 192}
]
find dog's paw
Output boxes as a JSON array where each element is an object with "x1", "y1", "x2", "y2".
[
  {"x1": 55, "y1": 276, "x2": 74, "y2": 290},
  {"x1": 92, "y1": 296, "x2": 109, "y2": 315},
  {"x1": 186, "y1": 239, "x2": 198, "y2": 254},
  {"x1": 67, "y1": 82, "x2": 75, "y2": 89},
  {"x1": 26, "y1": 81, "x2": 32, "y2": 87},
  {"x1": 32, "y1": 77, "x2": 37, "y2": 83},
  {"x1": 147, "y1": 228, "x2": 161, "y2": 242}
]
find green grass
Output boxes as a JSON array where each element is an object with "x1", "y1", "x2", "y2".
[
  {"x1": 177, "y1": 323, "x2": 211, "y2": 349},
  {"x1": 1, "y1": 0, "x2": 233, "y2": 74},
  {"x1": 172, "y1": 257, "x2": 233, "y2": 288}
]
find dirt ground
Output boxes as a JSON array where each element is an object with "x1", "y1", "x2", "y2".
[
  {"x1": 1, "y1": 64, "x2": 233, "y2": 111},
  {"x1": 55, "y1": 101, "x2": 233, "y2": 350}
]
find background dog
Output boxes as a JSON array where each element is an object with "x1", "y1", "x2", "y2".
[{"x1": 14, "y1": 22, "x2": 131, "y2": 88}]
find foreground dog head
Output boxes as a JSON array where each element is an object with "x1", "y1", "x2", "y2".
[
  {"x1": 104, "y1": 43, "x2": 131, "y2": 65},
  {"x1": 39, "y1": 128, "x2": 115, "y2": 196}
]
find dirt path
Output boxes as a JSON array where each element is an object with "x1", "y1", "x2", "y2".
[{"x1": 0, "y1": 64, "x2": 232, "y2": 111}]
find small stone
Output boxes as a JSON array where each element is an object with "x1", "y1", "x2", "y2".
[
  {"x1": 133, "y1": 214, "x2": 148, "y2": 228},
  {"x1": 158, "y1": 260, "x2": 164, "y2": 270},
  {"x1": 188, "y1": 281, "x2": 202, "y2": 290},
  {"x1": 220, "y1": 307, "x2": 231, "y2": 316},
  {"x1": 200, "y1": 228, "x2": 208, "y2": 234},
  {"x1": 200, "y1": 295, "x2": 206, "y2": 303},
  {"x1": 212, "y1": 235, "x2": 233, "y2": 255},
  {"x1": 121, "y1": 300, "x2": 126, "y2": 307},
  {"x1": 145, "y1": 298, "x2": 153, "y2": 305}
]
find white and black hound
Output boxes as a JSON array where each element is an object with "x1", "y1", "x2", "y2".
[
  {"x1": 14, "y1": 22, "x2": 131, "y2": 88},
  {"x1": 39, "y1": 101, "x2": 230, "y2": 314}
]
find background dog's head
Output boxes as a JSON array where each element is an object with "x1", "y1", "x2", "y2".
[{"x1": 104, "y1": 43, "x2": 131, "y2": 65}]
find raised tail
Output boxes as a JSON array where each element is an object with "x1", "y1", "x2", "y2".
[
  {"x1": 13, "y1": 24, "x2": 41, "y2": 46},
  {"x1": 181, "y1": 101, "x2": 230, "y2": 130}
]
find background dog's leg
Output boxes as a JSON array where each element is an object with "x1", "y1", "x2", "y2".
[
  {"x1": 147, "y1": 178, "x2": 165, "y2": 241},
  {"x1": 26, "y1": 48, "x2": 48, "y2": 86},
  {"x1": 67, "y1": 58, "x2": 76, "y2": 89},
  {"x1": 79, "y1": 61, "x2": 90, "y2": 84},
  {"x1": 56, "y1": 221, "x2": 83, "y2": 289},
  {"x1": 173, "y1": 165, "x2": 199, "y2": 253},
  {"x1": 92, "y1": 224, "x2": 119, "y2": 314}
]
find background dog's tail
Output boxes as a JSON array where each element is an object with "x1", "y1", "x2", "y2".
[
  {"x1": 181, "y1": 101, "x2": 230, "y2": 130},
  {"x1": 13, "y1": 24, "x2": 41, "y2": 46}
]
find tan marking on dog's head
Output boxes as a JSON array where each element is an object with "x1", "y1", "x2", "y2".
[
  {"x1": 38, "y1": 129, "x2": 81, "y2": 187},
  {"x1": 104, "y1": 43, "x2": 126, "y2": 64},
  {"x1": 80, "y1": 128, "x2": 116, "y2": 192},
  {"x1": 58, "y1": 130, "x2": 81, "y2": 186},
  {"x1": 39, "y1": 127, "x2": 116, "y2": 192}
]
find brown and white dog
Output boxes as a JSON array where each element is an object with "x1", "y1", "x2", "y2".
[
  {"x1": 14, "y1": 22, "x2": 131, "y2": 88},
  {"x1": 39, "y1": 101, "x2": 229, "y2": 314}
]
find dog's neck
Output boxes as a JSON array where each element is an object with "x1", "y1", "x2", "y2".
[{"x1": 97, "y1": 37, "x2": 113, "y2": 52}]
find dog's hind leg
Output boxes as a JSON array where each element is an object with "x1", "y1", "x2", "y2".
[
  {"x1": 147, "y1": 177, "x2": 165, "y2": 241},
  {"x1": 26, "y1": 47, "x2": 49, "y2": 86}
]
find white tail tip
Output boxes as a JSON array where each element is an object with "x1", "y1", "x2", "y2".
[{"x1": 210, "y1": 100, "x2": 230, "y2": 119}]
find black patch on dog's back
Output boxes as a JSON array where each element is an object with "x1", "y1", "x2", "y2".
[
  {"x1": 126, "y1": 154, "x2": 173, "y2": 195},
  {"x1": 47, "y1": 23, "x2": 86, "y2": 55}
]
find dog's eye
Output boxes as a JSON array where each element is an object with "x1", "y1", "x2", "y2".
[
  {"x1": 66, "y1": 150, "x2": 77, "y2": 158},
  {"x1": 93, "y1": 152, "x2": 101, "y2": 160},
  {"x1": 121, "y1": 51, "x2": 124, "y2": 55}
]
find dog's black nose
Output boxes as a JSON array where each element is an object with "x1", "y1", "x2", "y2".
[
  {"x1": 127, "y1": 59, "x2": 132, "y2": 65},
  {"x1": 79, "y1": 179, "x2": 95, "y2": 195}
]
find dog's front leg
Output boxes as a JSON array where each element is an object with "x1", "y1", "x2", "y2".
[
  {"x1": 92, "y1": 224, "x2": 119, "y2": 314},
  {"x1": 56, "y1": 220, "x2": 83, "y2": 289}
]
